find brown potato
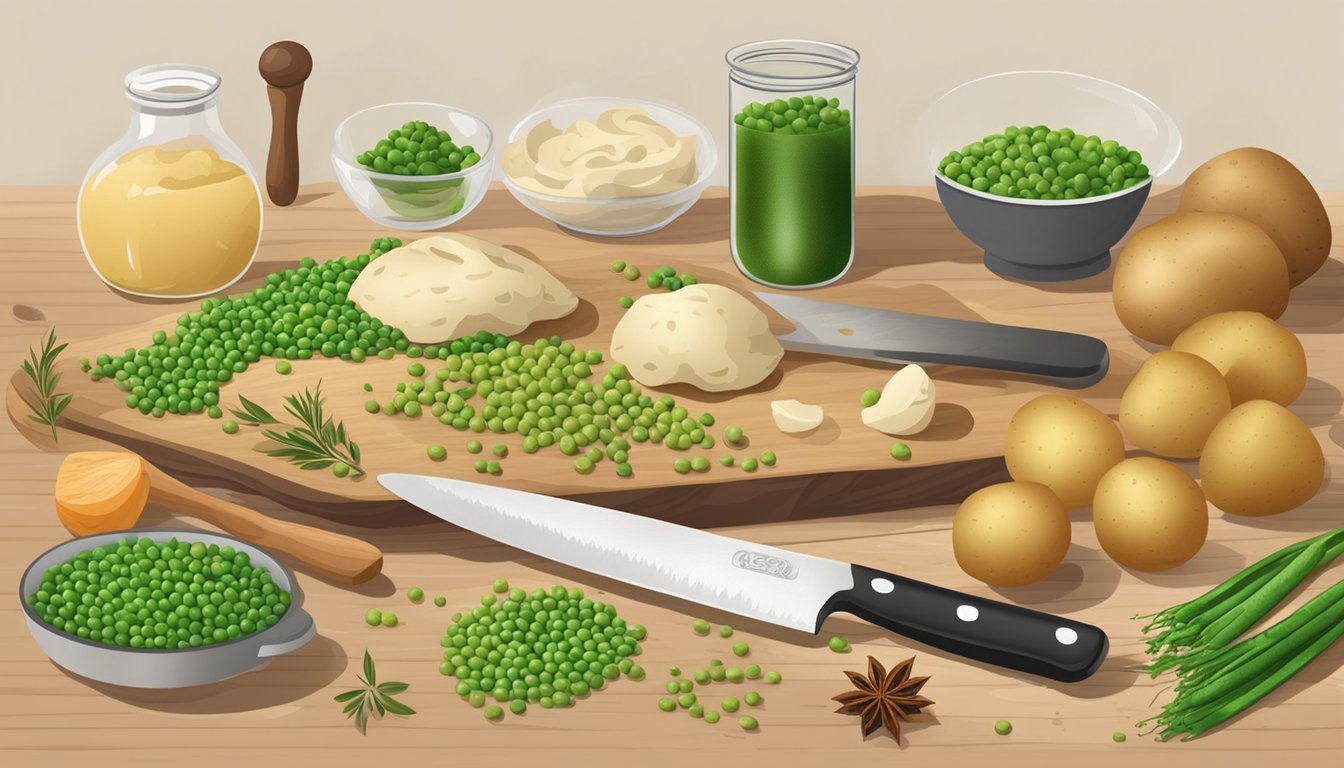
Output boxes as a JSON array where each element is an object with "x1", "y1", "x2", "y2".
[
  {"x1": 1172, "y1": 311, "x2": 1307, "y2": 406},
  {"x1": 1180, "y1": 147, "x2": 1332, "y2": 287},
  {"x1": 1005, "y1": 395, "x2": 1125, "y2": 508},
  {"x1": 1093, "y1": 458, "x2": 1208, "y2": 572},
  {"x1": 1112, "y1": 211, "x2": 1289, "y2": 344},
  {"x1": 1120, "y1": 351, "x2": 1231, "y2": 458},
  {"x1": 1199, "y1": 400, "x2": 1324, "y2": 516},
  {"x1": 952, "y1": 481, "x2": 1070, "y2": 587}
]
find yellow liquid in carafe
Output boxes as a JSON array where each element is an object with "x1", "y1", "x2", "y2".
[{"x1": 78, "y1": 145, "x2": 260, "y2": 296}]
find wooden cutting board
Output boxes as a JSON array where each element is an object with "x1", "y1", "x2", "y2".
[{"x1": 4, "y1": 184, "x2": 1230, "y2": 527}]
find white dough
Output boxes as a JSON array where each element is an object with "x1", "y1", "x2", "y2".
[
  {"x1": 350, "y1": 234, "x2": 578, "y2": 343},
  {"x1": 610, "y1": 284, "x2": 783, "y2": 392}
]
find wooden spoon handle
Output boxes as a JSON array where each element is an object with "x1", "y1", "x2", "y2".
[
  {"x1": 143, "y1": 463, "x2": 382, "y2": 584},
  {"x1": 265, "y1": 83, "x2": 303, "y2": 206}
]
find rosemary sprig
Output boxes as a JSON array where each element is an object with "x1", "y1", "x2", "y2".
[
  {"x1": 19, "y1": 328, "x2": 73, "y2": 441},
  {"x1": 260, "y1": 381, "x2": 364, "y2": 476},
  {"x1": 334, "y1": 650, "x2": 415, "y2": 734},
  {"x1": 229, "y1": 394, "x2": 280, "y2": 426}
]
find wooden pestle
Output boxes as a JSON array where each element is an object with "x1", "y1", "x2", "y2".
[
  {"x1": 258, "y1": 41, "x2": 313, "y2": 206},
  {"x1": 56, "y1": 451, "x2": 382, "y2": 585}
]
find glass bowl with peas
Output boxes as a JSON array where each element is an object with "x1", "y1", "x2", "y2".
[
  {"x1": 332, "y1": 102, "x2": 495, "y2": 230},
  {"x1": 19, "y1": 529, "x2": 315, "y2": 688},
  {"x1": 917, "y1": 71, "x2": 1181, "y2": 282},
  {"x1": 501, "y1": 97, "x2": 717, "y2": 236}
]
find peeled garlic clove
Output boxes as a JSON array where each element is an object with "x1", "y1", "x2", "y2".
[
  {"x1": 771, "y1": 399, "x2": 824, "y2": 434},
  {"x1": 861, "y1": 364, "x2": 936, "y2": 436}
]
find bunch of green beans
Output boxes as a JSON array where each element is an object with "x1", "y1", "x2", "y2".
[
  {"x1": 90, "y1": 238, "x2": 407, "y2": 418},
  {"x1": 439, "y1": 581, "x2": 646, "y2": 720}
]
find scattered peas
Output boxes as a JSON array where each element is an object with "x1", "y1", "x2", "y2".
[
  {"x1": 860, "y1": 388, "x2": 881, "y2": 407},
  {"x1": 741, "y1": 457, "x2": 758, "y2": 473},
  {"x1": 724, "y1": 425, "x2": 744, "y2": 445},
  {"x1": 890, "y1": 442, "x2": 912, "y2": 461},
  {"x1": 666, "y1": 680, "x2": 681, "y2": 695},
  {"x1": 468, "y1": 690, "x2": 486, "y2": 708},
  {"x1": 689, "y1": 703, "x2": 705, "y2": 718},
  {"x1": 207, "y1": 405, "x2": 223, "y2": 419},
  {"x1": 426, "y1": 443, "x2": 447, "y2": 461},
  {"x1": 1112, "y1": 731, "x2": 1127, "y2": 743},
  {"x1": 744, "y1": 691, "x2": 762, "y2": 706},
  {"x1": 719, "y1": 455, "x2": 733, "y2": 467},
  {"x1": 764, "y1": 671, "x2": 782, "y2": 684},
  {"x1": 739, "y1": 716, "x2": 758, "y2": 731},
  {"x1": 485, "y1": 704, "x2": 504, "y2": 721},
  {"x1": 619, "y1": 296, "x2": 633, "y2": 309},
  {"x1": 709, "y1": 666, "x2": 727, "y2": 682},
  {"x1": 629, "y1": 624, "x2": 648, "y2": 641},
  {"x1": 646, "y1": 273, "x2": 663, "y2": 289},
  {"x1": 622, "y1": 264, "x2": 640, "y2": 281},
  {"x1": 611, "y1": 260, "x2": 626, "y2": 273},
  {"x1": 828, "y1": 635, "x2": 850, "y2": 653},
  {"x1": 673, "y1": 458, "x2": 691, "y2": 474},
  {"x1": 678, "y1": 693, "x2": 697, "y2": 709},
  {"x1": 722, "y1": 696, "x2": 740, "y2": 713},
  {"x1": 574, "y1": 457, "x2": 595, "y2": 475},
  {"x1": 745, "y1": 664, "x2": 761, "y2": 679},
  {"x1": 658, "y1": 697, "x2": 677, "y2": 712},
  {"x1": 760, "y1": 451, "x2": 776, "y2": 466},
  {"x1": 615, "y1": 462, "x2": 633, "y2": 477},
  {"x1": 407, "y1": 587, "x2": 424, "y2": 603},
  {"x1": 434, "y1": 595, "x2": 447, "y2": 607},
  {"x1": 380, "y1": 612, "x2": 398, "y2": 627},
  {"x1": 363, "y1": 383, "x2": 373, "y2": 392},
  {"x1": 669, "y1": 666, "x2": 682, "y2": 677},
  {"x1": 407, "y1": 362, "x2": 425, "y2": 377},
  {"x1": 628, "y1": 664, "x2": 646, "y2": 681},
  {"x1": 466, "y1": 440, "x2": 483, "y2": 454},
  {"x1": 693, "y1": 669, "x2": 711, "y2": 685},
  {"x1": 221, "y1": 419, "x2": 240, "y2": 434},
  {"x1": 692, "y1": 619, "x2": 711, "y2": 635},
  {"x1": 485, "y1": 460, "x2": 502, "y2": 475},
  {"x1": 364, "y1": 399, "x2": 380, "y2": 414},
  {"x1": 719, "y1": 624, "x2": 734, "y2": 638},
  {"x1": 275, "y1": 360, "x2": 292, "y2": 375},
  {"x1": 364, "y1": 609, "x2": 382, "y2": 626},
  {"x1": 509, "y1": 699, "x2": 527, "y2": 715},
  {"x1": 679, "y1": 679, "x2": 694, "y2": 694},
  {"x1": 995, "y1": 719, "x2": 1013, "y2": 735},
  {"x1": 473, "y1": 459, "x2": 488, "y2": 473},
  {"x1": 704, "y1": 710, "x2": 721, "y2": 724},
  {"x1": 491, "y1": 442, "x2": 508, "y2": 458},
  {"x1": 726, "y1": 667, "x2": 745, "y2": 683},
  {"x1": 331, "y1": 462, "x2": 351, "y2": 478},
  {"x1": 492, "y1": 579, "x2": 509, "y2": 593}
]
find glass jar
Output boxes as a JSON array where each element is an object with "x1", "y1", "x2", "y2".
[
  {"x1": 78, "y1": 64, "x2": 262, "y2": 298},
  {"x1": 727, "y1": 40, "x2": 858, "y2": 289}
]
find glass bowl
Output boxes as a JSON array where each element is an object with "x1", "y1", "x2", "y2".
[
  {"x1": 501, "y1": 97, "x2": 717, "y2": 237},
  {"x1": 915, "y1": 71, "x2": 1181, "y2": 281},
  {"x1": 332, "y1": 102, "x2": 495, "y2": 231}
]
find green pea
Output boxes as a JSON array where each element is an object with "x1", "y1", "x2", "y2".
[
  {"x1": 364, "y1": 399, "x2": 380, "y2": 414},
  {"x1": 623, "y1": 264, "x2": 641, "y2": 281},
  {"x1": 380, "y1": 612, "x2": 398, "y2": 627},
  {"x1": 646, "y1": 273, "x2": 663, "y2": 289},
  {"x1": 690, "y1": 456, "x2": 710, "y2": 473},
  {"x1": 426, "y1": 444, "x2": 447, "y2": 461},
  {"x1": 364, "y1": 609, "x2": 382, "y2": 626},
  {"x1": 709, "y1": 666, "x2": 727, "y2": 682},
  {"x1": 744, "y1": 691, "x2": 762, "y2": 706},
  {"x1": 611, "y1": 260, "x2": 626, "y2": 273},
  {"x1": 722, "y1": 695, "x2": 740, "y2": 713},
  {"x1": 860, "y1": 388, "x2": 881, "y2": 407},
  {"x1": 673, "y1": 458, "x2": 691, "y2": 474},
  {"x1": 509, "y1": 699, "x2": 527, "y2": 715},
  {"x1": 331, "y1": 462, "x2": 351, "y2": 478},
  {"x1": 466, "y1": 440, "x2": 483, "y2": 454},
  {"x1": 828, "y1": 635, "x2": 849, "y2": 653},
  {"x1": 485, "y1": 461, "x2": 502, "y2": 475},
  {"x1": 694, "y1": 669, "x2": 711, "y2": 684},
  {"x1": 745, "y1": 664, "x2": 761, "y2": 679},
  {"x1": 724, "y1": 425, "x2": 744, "y2": 445},
  {"x1": 473, "y1": 459, "x2": 488, "y2": 473},
  {"x1": 433, "y1": 595, "x2": 447, "y2": 607},
  {"x1": 485, "y1": 704, "x2": 504, "y2": 721},
  {"x1": 492, "y1": 578, "x2": 509, "y2": 593},
  {"x1": 764, "y1": 670, "x2": 781, "y2": 684},
  {"x1": 689, "y1": 703, "x2": 705, "y2": 718},
  {"x1": 658, "y1": 697, "x2": 677, "y2": 712},
  {"x1": 491, "y1": 443, "x2": 508, "y2": 458},
  {"x1": 738, "y1": 716, "x2": 758, "y2": 731},
  {"x1": 627, "y1": 664, "x2": 646, "y2": 681},
  {"x1": 890, "y1": 442, "x2": 912, "y2": 461},
  {"x1": 704, "y1": 710, "x2": 721, "y2": 724},
  {"x1": 759, "y1": 451, "x2": 776, "y2": 467},
  {"x1": 221, "y1": 419, "x2": 240, "y2": 435},
  {"x1": 719, "y1": 454, "x2": 734, "y2": 467},
  {"x1": 619, "y1": 296, "x2": 633, "y2": 309},
  {"x1": 407, "y1": 587, "x2": 424, "y2": 603},
  {"x1": 678, "y1": 693, "x2": 697, "y2": 708},
  {"x1": 719, "y1": 624, "x2": 734, "y2": 638},
  {"x1": 1112, "y1": 731, "x2": 1127, "y2": 743},
  {"x1": 726, "y1": 667, "x2": 744, "y2": 683},
  {"x1": 692, "y1": 619, "x2": 711, "y2": 635},
  {"x1": 995, "y1": 719, "x2": 1013, "y2": 735},
  {"x1": 669, "y1": 666, "x2": 682, "y2": 677},
  {"x1": 741, "y1": 457, "x2": 758, "y2": 473}
]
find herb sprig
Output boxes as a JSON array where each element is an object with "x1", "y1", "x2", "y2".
[
  {"x1": 335, "y1": 650, "x2": 415, "y2": 734},
  {"x1": 19, "y1": 329, "x2": 73, "y2": 440},
  {"x1": 260, "y1": 382, "x2": 364, "y2": 476},
  {"x1": 229, "y1": 394, "x2": 280, "y2": 426}
]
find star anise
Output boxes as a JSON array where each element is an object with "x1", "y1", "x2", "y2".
[{"x1": 832, "y1": 655, "x2": 934, "y2": 740}]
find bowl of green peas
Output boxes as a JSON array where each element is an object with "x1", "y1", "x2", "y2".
[
  {"x1": 20, "y1": 530, "x2": 315, "y2": 688},
  {"x1": 920, "y1": 71, "x2": 1181, "y2": 281},
  {"x1": 333, "y1": 102, "x2": 495, "y2": 230}
]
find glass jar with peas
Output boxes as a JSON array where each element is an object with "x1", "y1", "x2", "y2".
[{"x1": 726, "y1": 40, "x2": 859, "y2": 289}]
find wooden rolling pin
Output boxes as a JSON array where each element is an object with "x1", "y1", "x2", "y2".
[
  {"x1": 56, "y1": 451, "x2": 382, "y2": 584},
  {"x1": 258, "y1": 41, "x2": 313, "y2": 206}
]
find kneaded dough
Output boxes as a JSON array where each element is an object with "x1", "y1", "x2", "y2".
[
  {"x1": 611, "y1": 284, "x2": 783, "y2": 392},
  {"x1": 350, "y1": 234, "x2": 578, "y2": 343}
]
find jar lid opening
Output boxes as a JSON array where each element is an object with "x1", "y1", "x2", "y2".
[
  {"x1": 726, "y1": 40, "x2": 859, "y2": 90},
  {"x1": 125, "y1": 65, "x2": 221, "y2": 108}
]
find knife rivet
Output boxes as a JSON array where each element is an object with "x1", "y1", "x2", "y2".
[
  {"x1": 870, "y1": 578, "x2": 895, "y2": 594},
  {"x1": 956, "y1": 605, "x2": 979, "y2": 622},
  {"x1": 1056, "y1": 627, "x2": 1079, "y2": 645}
]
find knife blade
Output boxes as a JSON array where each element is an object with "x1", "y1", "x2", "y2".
[
  {"x1": 754, "y1": 291, "x2": 1109, "y2": 388},
  {"x1": 379, "y1": 474, "x2": 1108, "y2": 682}
]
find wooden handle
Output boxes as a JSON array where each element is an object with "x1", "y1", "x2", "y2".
[
  {"x1": 143, "y1": 462, "x2": 382, "y2": 584},
  {"x1": 259, "y1": 41, "x2": 312, "y2": 207}
]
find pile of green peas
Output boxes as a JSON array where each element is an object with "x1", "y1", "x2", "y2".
[
  {"x1": 89, "y1": 238, "x2": 407, "y2": 418},
  {"x1": 356, "y1": 120, "x2": 481, "y2": 176},
  {"x1": 440, "y1": 581, "x2": 646, "y2": 720},
  {"x1": 938, "y1": 125, "x2": 1149, "y2": 200},
  {"x1": 734, "y1": 95, "x2": 851, "y2": 135},
  {"x1": 26, "y1": 536, "x2": 290, "y2": 649}
]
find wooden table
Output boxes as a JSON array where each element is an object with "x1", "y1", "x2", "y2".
[{"x1": 1, "y1": 185, "x2": 1340, "y2": 767}]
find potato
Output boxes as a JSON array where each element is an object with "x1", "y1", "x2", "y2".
[
  {"x1": 952, "y1": 481, "x2": 1070, "y2": 587},
  {"x1": 611, "y1": 284, "x2": 783, "y2": 392},
  {"x1": 1199, "y1": 400, "x2": 1324, "y2": 516},
  {"x1": 1005, "y1": 395, "x2": 1125, "y2": 508},
  {"x1": 1093, "y1": 458, "x2": 1208, "y2": 571},
  {"x1": 1179, "y1": 147, "x2": 1332, "y2": 287},
  {"x1": 1172, "y1": 311, "x2": 1307, "y2": 406},
  {"x1": 1120, "y1": 351, "x2": 1231, "y2": 458},
  {"x1": 350, "y1": 234, "x2": 578, "y2": 343},
  {"x1": 1112, "y1": 211, "x2": 1289, "y2": 344}
]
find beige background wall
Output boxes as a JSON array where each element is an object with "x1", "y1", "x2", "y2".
[{"x1": 3, "y1": 0, "x2": 1342, "y2": 188}]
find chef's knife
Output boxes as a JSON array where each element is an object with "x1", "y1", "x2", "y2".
[
  {"x1": 379, "y1": 474, "x2": 1108, "y2": 682},
  {"x1": 754, "y1": 292, "x2": 1109, "y2": 388}
]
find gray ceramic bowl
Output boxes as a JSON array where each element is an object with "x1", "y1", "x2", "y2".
[
  {"x1": 935, "y1": 175, "x2": 1152, "y2": 281},
  {"x1": 20, "y1": 529, "x2": 315, "y2": 689}
]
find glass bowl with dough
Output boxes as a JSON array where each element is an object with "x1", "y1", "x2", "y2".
[
  {"x1": 502, "y1": 97, "x2": 716, "y2": 236},
  {"x1": 333, "y1": 102, "x2": 496, "y2": 231}
]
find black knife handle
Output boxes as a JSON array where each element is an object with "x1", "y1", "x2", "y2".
[{"x1": 820, "y1": 564, "x2": 1108, "y2": 682}]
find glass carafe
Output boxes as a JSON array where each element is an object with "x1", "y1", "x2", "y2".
[
  {"x1": 77, "y1": 64, "x2": 262, "y2": 298},
  {"x1": 727, "y1": 40, "x2": 858, "y2": 289}
]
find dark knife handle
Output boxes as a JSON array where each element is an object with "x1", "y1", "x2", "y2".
[
  {"x1": 866, "y1": 326, "x2": 1110, "y2": 388},
  {"x1": 821, "y1": 564, "x2": 1108, "y2": 682}
]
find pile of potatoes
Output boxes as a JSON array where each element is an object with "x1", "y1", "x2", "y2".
[{"x1": 953, "y1": 148, "x2": 1330, "y2": 587}]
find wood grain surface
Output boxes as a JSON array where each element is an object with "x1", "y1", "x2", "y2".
[{"x1": 0, "y1": 184, "x2": 1340, "y2": 768}]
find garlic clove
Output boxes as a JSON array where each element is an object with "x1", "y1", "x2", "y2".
[
  {"x1": 771, "y1": 399, "x2": 824, "y2": 434},
  {"x1": 861, "y1": 365, "x2": 937, "y2": 436}
]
